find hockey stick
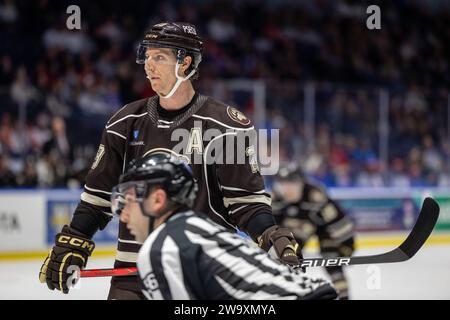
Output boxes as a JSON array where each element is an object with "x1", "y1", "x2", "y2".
[
  {"x1": 80, "y1": 267, "x2": 138, "y2": 278},
  {"x1": 80, "y1": 197, "x2": 439, "y2": 277},
  {"x1": 301, "y1": 196, "x2": 440, "y2": 268}
]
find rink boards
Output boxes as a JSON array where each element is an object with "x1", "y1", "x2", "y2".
[{"x1": 1, "y1": 187, "x2": 450, "y2": 256}]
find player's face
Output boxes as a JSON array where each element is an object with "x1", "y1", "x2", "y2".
[
  {"x1": 144, "y1": 48, "x2": 178, "y2": 96},
  {"x1": 273, "y1": 180, "x2": 302, "y2": 203},
  {"x1": 120, "y1": 187, "x2": 150, "y2": 243}
]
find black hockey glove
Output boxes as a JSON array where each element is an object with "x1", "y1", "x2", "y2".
[
  {"x1": 39, "y1": 225, "x2": 95, "y2": 293},
  {"x1": 258, "y1": 225, "x2": 304, "y2": 268}
]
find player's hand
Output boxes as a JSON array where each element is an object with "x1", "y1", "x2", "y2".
[
  {"x1": 258, "y1": 225, "x2": 304, "y2": 268},
  {"x1": 39, "y1": 225, "x2": 95, "y2": 293}
]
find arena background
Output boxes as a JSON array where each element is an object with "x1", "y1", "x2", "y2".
[{"x1": 0, "y1": 0, "x2": 449, "y2": 299}]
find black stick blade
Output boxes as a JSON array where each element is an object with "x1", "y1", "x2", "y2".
[
  {"x1": 300, "y1": 197, "x2": 440, "y2": 267},
  {"x1": 398, "y1": 197, "x2": 440, "y2": 258}
]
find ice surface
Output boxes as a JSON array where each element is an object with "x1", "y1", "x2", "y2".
[{"x1": 1, "y1": 244, "x2": 449, "y2": 300}]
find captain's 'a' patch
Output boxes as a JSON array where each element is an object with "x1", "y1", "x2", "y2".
[
  {"x1": 227, "y1": 106, "x2": 251, "y2": 126},
  {"x1": 91, "y1": 144, "x2": 105, "y2": 169}
]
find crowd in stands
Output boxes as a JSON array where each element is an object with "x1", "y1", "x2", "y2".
[{"x1": 1, "y1": 0, "x2": 449, "y2": 188}]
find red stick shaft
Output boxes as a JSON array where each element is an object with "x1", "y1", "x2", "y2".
[{"x1": 80, "y1": 267, "x2": 138, "y2": 278}]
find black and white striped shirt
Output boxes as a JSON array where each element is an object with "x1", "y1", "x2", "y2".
[{"x1": 137, "y1": 210, "x2": 337, "y2": 300}]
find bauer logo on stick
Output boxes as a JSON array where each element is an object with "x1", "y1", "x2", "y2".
[{"x1": 301, "y1": 257, "x2": 351, "y2": 268}]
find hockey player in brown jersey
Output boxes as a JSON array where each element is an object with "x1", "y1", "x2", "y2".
[
  {"x1": 39, "y1": 22, "x2": 303, "y2": 299},
  {"x1": 271, "y1": 163, "x2": 355, "y2": 299}
]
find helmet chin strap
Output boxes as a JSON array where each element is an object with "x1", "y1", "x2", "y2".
[{"x1": 159, "y1": 62, "x2": 196, "y2": 99}]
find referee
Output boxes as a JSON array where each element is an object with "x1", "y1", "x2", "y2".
[{"x1": 115, "y1": 151, "x2": 337, "y2": 300}]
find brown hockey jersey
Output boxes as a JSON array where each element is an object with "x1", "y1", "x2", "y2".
[{"x1": 73, "y1": 93, "x2": 272, "y2": 291}]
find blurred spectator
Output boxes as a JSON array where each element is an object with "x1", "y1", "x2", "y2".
[
  {"x1": 388, "y1": 158, "x2": 410, "y2": 187},
  {"x1": 0, "y1": 0, "x2": 18, "y2": 24},
  {"x1": 28, "y1": 113, "x2": 52, "y2": 152},
  {"x1": 422, "y1": 135, "x2": 443, "y2": 173},
  {"x1": 207, "y1": 15, "x2": 236, "y2": 43},
  {"x1": 355, "y1": 160, "x2": 384, "y2": 187},
  {"x1": 0, "y1": 155, "x2": 16, "y2": 187},
  {"x1": 0, "y1": 55, "x2": 13, "y2": 85},
  {"x1": 43, "y1": 117, "x2": 70, "y2": 159},
  {"x1": 408, "y1": 162, "x2": 426, "y2": 187},
  {"x1": 15, "y1": 156, "x2": 38, "y2": 187},
  {"x1": 10, "y1": 66, "x2": 38, "y2": 109}
]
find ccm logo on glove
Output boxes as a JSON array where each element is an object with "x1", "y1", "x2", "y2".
[{"x1": 57, "y1": 235, "x2": 95, "y2": 252}]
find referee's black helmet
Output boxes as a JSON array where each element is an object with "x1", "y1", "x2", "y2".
[{"x1": 111, "y1": 151, "x2": 198, "y2": 216}]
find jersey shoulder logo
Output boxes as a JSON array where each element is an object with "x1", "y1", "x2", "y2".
[
  {"x1": 91, "y1": 144, "x2": 105, "y2": 170},
  {"x1": 227, "y1": 106, "x2": 251, "y2": 126}
]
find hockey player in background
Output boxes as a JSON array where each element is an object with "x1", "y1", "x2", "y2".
[
  {"x1": 39, "y1": 22, "x2": 303, "y2": 299},
  {"x1": 271, "y1": 163, "x2": 355, "y2": 299},
  {"x1": 116, "y1": 151, "x2": 337, "y2": 300}
]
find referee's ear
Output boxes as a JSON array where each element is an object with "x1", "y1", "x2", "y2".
[{"x1": 152, "y1": 188, "x2": 168, "y2": 214}]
